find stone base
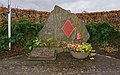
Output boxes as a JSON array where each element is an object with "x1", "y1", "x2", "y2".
[
  {"x1": 28, "y1": 47, "x2": 56, "y2": 60},
  {"x1": 28, "y1": 56, "x2": 56, "y2": 60}
]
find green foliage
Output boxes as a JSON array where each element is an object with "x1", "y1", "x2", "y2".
[
  {"x1": 86, "y1": 22, "x2": 120, "y2": 46},
  {"x1": 27, "y1": 38, "x2": 58, "y2": 51},
  {"x1": 0, "y1": 18, "x2": 43, "y2": 52},
  {"x1": 46, "y1": 38, "x2": 57, "y2": 46},
  {"x1": 32, "y1": 38, "x2": 46, "y2": 48}
]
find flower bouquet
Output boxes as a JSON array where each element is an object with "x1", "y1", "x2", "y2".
[{"x1": 65, "y1": 33, "x2": 96, "y2": 60}]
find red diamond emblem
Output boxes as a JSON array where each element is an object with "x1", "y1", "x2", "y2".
[{"x1": 62, "y1": 20, "x2": 74, "y2": 38}]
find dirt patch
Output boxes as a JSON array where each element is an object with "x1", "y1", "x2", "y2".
[
  {"x1": 93, "y1": 45, "x2": 120, "y2": 59},
  {"x1": 0, "y1": 49, "x2": 24, "y2": 59}
]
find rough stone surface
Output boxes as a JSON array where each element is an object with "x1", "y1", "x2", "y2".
[
  {"x1": 38, "y1": 5, "x2": 89, "y2": 42},
  {"x1": 28, "y1": 47, "x2": 56, "y2": 60},
  {"x1": 0, "y1": 53, "x2": 120, "y2": 75},
  {"x1": 29, "y1": 47, "x2": 55, "y2": 58},
  {"x1": 28, "y1": 47, "x2": 68, "y2": 60}
]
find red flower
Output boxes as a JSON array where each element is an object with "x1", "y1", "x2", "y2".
[{"x1": 76, "y1": 33, "x2": 81, "y2": 40}]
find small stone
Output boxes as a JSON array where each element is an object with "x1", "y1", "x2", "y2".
[
  {"x1": 57, "y1": 73, "x2": 62, "y2": 75},
  {"x1": 63, "y1": 68, "x2": 67, "y2": 71},
  {"x1": 92, "y1": 66, "x2": 96, "y2": 69},
  {"x1": 81, "y1": 71, "x2": 84, "y2": 73},
  {"x1": 15, "y1": 72, "x2": 21, "y2": 74},
  {"x1": 0, "y1": 67, "x2": 2, "y2": 69},
  {"x1": 9, "y1": 67, "x2": 14, "y2": 69}
]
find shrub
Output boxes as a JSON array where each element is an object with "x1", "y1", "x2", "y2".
[
  {"x1": 0, "y1": 18, "x2": 44, "y2": 52},
  {"x1": 86, "y1": 22, "x2": 120, "y2": 46}
]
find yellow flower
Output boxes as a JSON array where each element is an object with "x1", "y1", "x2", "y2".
[
  {"x1": 90, "y1": 58, "x2": 94, "y2": 60},
  {"x1": 76, "y1": 49, "x2": 79, "y2": 51}
]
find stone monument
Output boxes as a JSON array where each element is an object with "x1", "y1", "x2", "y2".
[{"x1": 28, "y1": 5, "x2": 89, "y2": 60}]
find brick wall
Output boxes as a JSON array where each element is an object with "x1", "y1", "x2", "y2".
[{"x1": 0, "y1": 7, "x2": 120, "y2": 31}]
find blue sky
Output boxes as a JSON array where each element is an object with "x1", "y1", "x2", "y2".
[{"x1": 0, "y1": 0, "x2": 120, "y2": 13}]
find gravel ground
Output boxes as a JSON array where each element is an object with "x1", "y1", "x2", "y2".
[{"x1": 0, "y1": 52, "x2": 120, "y2": 75}]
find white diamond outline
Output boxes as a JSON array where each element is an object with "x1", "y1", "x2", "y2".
[{"x1": 62, "y1": 20, "x2": 74, "y2": 38}]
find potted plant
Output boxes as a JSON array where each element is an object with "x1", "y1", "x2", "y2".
[
  {"x1": 65, "y1": 43, "x2": 95, "y2": 59},
  {"x1": 64, "y1": 33, "x2": 96, "y2": 60}
]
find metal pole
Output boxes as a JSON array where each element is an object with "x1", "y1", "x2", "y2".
[{"x1": 8, "y1": 0, "x2": 11, "y2": 50}]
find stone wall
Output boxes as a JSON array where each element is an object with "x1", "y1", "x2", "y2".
[
  {"x1": 0, "y1": 7, "x2": 120, "y2": 31},
  {"x1": 0, "y1": 7, "x2": 50, "y2": 25},
  {"x1": 76, "y1": 11, "x2": 120, "y2": 31}
]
